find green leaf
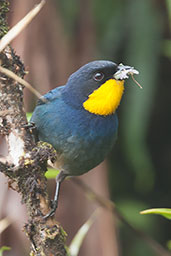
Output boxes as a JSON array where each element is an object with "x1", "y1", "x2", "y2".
[
  {"x1": 69, "y1": 208, "x2": 100, "y2": 256},
  {"x1": 167, "y1": 240, "x2": 171, "y2": 251},
  {"x1": 0, "y1": 246, "x2": 11, "y2": 256},
  {"x1": 45, "y1": 168, "x2": 59, "y2": 179},
  {"x1": 26, "y1": 112, "x2": 32, "y2": 122},
  {"x1": 140, "y1": 208, "x2": 171, "y2": 220}
]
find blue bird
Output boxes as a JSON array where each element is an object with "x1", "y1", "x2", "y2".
[{"x1": 31, "y1": 60, "x2": 139, "y2": 218}]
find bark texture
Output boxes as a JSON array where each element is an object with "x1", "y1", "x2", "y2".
[{"x1": 0, "y1": 1, "x2": 67, "y2": 255}]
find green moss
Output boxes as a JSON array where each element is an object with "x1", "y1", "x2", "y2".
[
  {"x1": 24, "y1": 159, "x2": 34, "y2": 166},
  {"x1": 37, "y1": 141, "x2": 56, "y2": 153},
  {"x1": 60, "y1": 227, "x2": 67, "y2": 240},
  {"x1": 0, "y1": 1, "x2": 9, "y2": 38},
  {"x1": 29, "y1": 251, "x2": 35, "y2": 256}
]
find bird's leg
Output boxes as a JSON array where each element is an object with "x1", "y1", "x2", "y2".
[{"x1": 43, "y1": 171, "x2": 66, "y2": 219}]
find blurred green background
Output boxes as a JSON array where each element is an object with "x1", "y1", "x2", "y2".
[
  {"x1": 106, "y1": 0, "x2": 171, "y2": 255},
  {"x1": 2, "y1": 0, "x2": 171, "y2": 255},
  {"x1": 56, "y1": 1, "x2": 171, "y2": 255}
]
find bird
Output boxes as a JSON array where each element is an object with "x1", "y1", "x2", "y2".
[{"x1": 31, "y1": 60, "x2": 139, "y2": 218}]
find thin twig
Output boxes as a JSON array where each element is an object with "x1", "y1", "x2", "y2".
[
  {"x1": 72, "y1": 177, "x2": 171, "y2": 256},
  {"x1": 131, "y1": 73, "x2": 143, "y2": 89},
  {"x1": 0, "y1": 0, "x2": 46, "y2": 53},
  {"x1": 0, "y1": 66, "x2": 42, "y2": 99}
]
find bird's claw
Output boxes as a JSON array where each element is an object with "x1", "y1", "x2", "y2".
[
  {"x1": 42, "y1": 200, "x2": 58, "y2": 220},
  {"x1": 23, "y1": 122, "x2": 39, "y2": 142},
  {"x1": 22, "y1": 122, "x2": 35, "y2": 130}
]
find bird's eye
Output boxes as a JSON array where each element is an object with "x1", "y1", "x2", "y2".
[{"x1": 93, "y1": 72, "x2": 104, "y2": 81}]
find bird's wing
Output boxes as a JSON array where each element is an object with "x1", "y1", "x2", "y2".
[
  {"x1": 36, "y1": 85, "x2": 65, "y2": 106},
  {"x1": 30, "y1": 85, "x2": 65, "y2": 127}
]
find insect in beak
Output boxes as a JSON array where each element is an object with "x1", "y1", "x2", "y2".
[{"x1": 114, "y1": 63, "x2": 142, "y2": 89}]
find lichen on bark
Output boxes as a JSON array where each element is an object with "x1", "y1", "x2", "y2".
[
  {"x1": 0, "y1": 0, "x2": 9, "y2": 38},
  {"x1": 0, "y1": 1, "x2": 67, "y2": 255}
]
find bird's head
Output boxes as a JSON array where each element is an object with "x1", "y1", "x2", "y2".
[{"x1": 63, "y1": 60, "x2": 139, "y2": 116}]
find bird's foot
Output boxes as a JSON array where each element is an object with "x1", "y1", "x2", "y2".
[
  {"x1": 43, "y1": 200, "x2": 58, "y2": 220},
  {"x1": 23, "y1": 121, "x2": 35, "y2": 130},
  {"x1": 23, "y1": 122, "x2": 39, "y2": 142}
]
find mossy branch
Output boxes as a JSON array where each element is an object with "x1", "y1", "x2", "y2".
[
  {"x1": 0, "y1": 1, "x2": 68, "y2": 255},
  {"x1": 0, "y1": 0, "x2": 9, "y2": 38}
]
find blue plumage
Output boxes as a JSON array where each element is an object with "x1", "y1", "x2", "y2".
[
  {"x1": 31, "y1": 85, "x2": 118, "y2": 176},
  {"x1": 31, "y1": 60, "x2": 125, "y2": 217}
]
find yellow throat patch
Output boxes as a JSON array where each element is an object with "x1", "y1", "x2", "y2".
[{"x1": 83, "y1": 79, "x2": 124, "y2": 116}]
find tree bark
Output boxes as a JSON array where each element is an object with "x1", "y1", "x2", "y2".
[{"x1": 0, "y1": 1, "x2": 67, "y2": 255}]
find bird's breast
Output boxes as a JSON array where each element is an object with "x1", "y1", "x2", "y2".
[
  {"x1": 54, "y1": 109, "x2": 117, "y2": 174},
  {"x1": 32, "y1": 100, "x2": 118, "y2": 175}
]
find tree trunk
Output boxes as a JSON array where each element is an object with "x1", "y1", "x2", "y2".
[{"x1": 0, "y1": 1, "x2": 67, "y2": 255}]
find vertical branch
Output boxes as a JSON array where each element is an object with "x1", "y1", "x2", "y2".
[
  {"x1": 0, "y1": 1, "x2": 67, "y2": 255},
  {"x1": 0, "y1": 0, "x2": 9, "y2": 39}
]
